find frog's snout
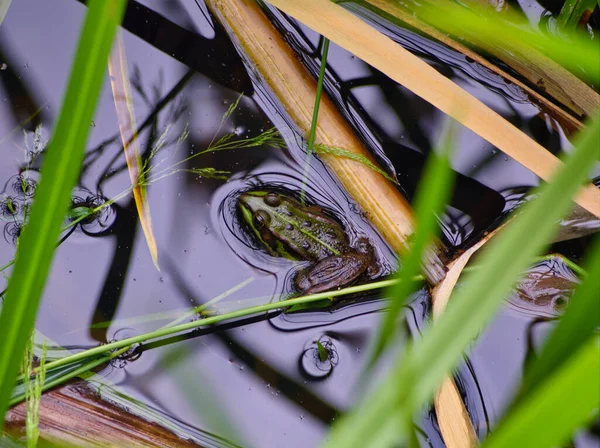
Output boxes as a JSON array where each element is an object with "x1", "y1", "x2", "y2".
[{"x1": 238, "y1": 192, "x2": 263, "y2": 213}]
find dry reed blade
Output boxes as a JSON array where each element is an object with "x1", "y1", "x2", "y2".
[
  {"x1": 422, "y1": 0, "x2": 600, "y2": 119},
  {"x1": 364, "y1": 0, "x2": 586, "y2": 132},
  {"x1": 265, "y1": 0, "x2": 600, "y2": 217},
  {"x1": 107, "y1": 33, "x2": 160, "y2": 271}
]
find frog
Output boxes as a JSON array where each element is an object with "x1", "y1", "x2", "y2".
[{"x1": 237, "y1": 189, "x2": 377, "y2": 294}]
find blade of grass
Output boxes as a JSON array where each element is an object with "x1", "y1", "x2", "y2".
[
  {"x1": 365, "y1": 119, "x2": 472, "y2": 447},
  {"x1": 406, "y1": 113, "x2": 600, "y2": 410},
  {"x1": 410, "y1": 0, "x2": 600, "y2": 81},
  {"x1": 300, "y1": 38, "x2": 330, "y2": 205},
  {"x1": 483, "y1": 336, "x2": 600, "y2": 448},
  {"x1": 108, "y1": 33, "x2": 160, "y2": 271},
  {"x1": 0, "y1": 0, "x2": 126, "y2": 429},
  {"x1": 324, "y1": 111, "x2": 600, "y2": 447},
  {"x1": 368, "y1": 119, "x2": 457, "y2": 364},
  {"x1": 265, "y1": 0, "x2": 600, "y2": 217},
  {"x1": 518, "y1": 234, "x2": 600, "y2": 400},
  {"x1": 21, "y1": 279, "x2": 400, "y2": 384},
  {"x1": 557, "y1": 0, "x2": 597, "y2": 31}
]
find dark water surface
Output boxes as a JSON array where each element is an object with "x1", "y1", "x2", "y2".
[{"x1": 0, "y1": 0, "x2": 597, "y2": 446}]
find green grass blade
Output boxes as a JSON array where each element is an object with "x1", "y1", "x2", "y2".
[
  {"x1": 300, "y1": 37, "x2": 330, "y2": 204},
  {"x1": 518, "y1": 235, "x2": 600, "y2": 400},
  {"x1": 407, "y1": 111, "x2": 600, "y2": 409},
  {"x1": 483, "y1": 336, "x2": 600, "y2": 448},
  {"x1": 557, "y1": 0, "x2": 597, "y2": 30},
  {"x1": 366, "y1": 119, "x2": 457, "y2": 366},
  {"x1": 324, "y1": 112, "x2": 600, "y2": 447},
  {"x1": 0, "y1": 0, "x2": 126, "y2": 429},
  {"x1": 411, "y1": 0, "x2": 600, "y2": 81}
]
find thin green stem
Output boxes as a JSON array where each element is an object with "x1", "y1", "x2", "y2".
[
  {"x1": 534, "y1": 254, "x2": 587, "y2": 277},
  {"x1": 33, "y1": 278, "x2": 401, "y2": 375},
  {"x1": 300, "y1": 38, "x2": 331, "y2": 204}
]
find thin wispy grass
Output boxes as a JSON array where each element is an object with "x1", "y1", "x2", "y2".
[
  {"x1": 21, "y1": 337, "x2": 47, "y2": 448},
  {"x1": 314, "y1": 144, "x2": 397, "y2": 185}
]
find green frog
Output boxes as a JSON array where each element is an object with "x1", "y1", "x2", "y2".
[{"x1": 237, "y1": 189, "x2": 377, "y2": 294}]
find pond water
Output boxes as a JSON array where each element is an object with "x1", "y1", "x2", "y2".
[{"x1": 0, "y1": 0, "x2": 597, "y2": 447}]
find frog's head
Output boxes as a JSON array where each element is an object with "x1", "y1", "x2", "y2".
[{"x1": 237, "y1": 190, "x2": 298, "y2": 259}]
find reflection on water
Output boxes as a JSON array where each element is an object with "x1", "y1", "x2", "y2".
[
  {"x1": 0, "y1": 0, "x2": 596, "y2": 446},
  {"x1": 509, "y1": 256, "x2": 579, "y2": 318}
]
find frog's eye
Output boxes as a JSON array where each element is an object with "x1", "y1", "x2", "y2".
[
  {"x1": 264, "y1": 193, "x2": 281, "y2": 207},
  {"x1": 253, "y1": 210, "x2": 271, "y2": 228}
]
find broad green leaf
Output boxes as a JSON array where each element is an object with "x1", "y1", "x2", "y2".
[
  {"x1": 0, "y1": 0, "x2": 126, "y2": 429},
  {"x1": 484, "y1": 336, "x2": 600, "y2": 448}
]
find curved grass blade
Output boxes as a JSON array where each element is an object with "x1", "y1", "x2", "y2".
[
  {"x1": 0, "y1": 0, "x2": 126, "y2": 429},
  {"x1": 108, "y1": 33, "x2": 160, "y2": 271},
  {"x1": 406, "y1": 113, "x2": 600, "y2": 410},
  {"x1": 367, "y1": 119, "x2": 457, "y2": 365},
  {"x1": 483, "y1": 336, "x2": 600, "y2": 448}
]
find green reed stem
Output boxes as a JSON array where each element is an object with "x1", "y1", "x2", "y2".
[{"x1": 300, "y1": 38, "x2": 331, "y2": 204}]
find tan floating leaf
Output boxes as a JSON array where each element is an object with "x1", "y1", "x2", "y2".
[
  {"x1": 265, "y1": 0, "x2": 600, "y2": 217},
  {"x1": 108, "y1": 33, "x2": 160, "y2": 271}
]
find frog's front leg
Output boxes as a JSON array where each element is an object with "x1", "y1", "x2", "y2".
[{"x1": 294, "y1": 252, "x2": 370, "y2": 294}]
